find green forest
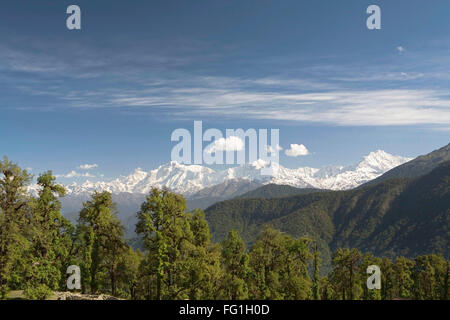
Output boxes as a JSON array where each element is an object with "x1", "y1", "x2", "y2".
[
  {"x1": 207, "y1": 161, "x2": 450, "y2": 267},
  {"x1": 0, "y1": 157, "x2": 448, "y2": 300}
]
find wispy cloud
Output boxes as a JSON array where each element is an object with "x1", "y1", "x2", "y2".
[
  {"x1": 107, "y1": 85, "x2": 450, "y2": 127},
  {"x1": 55, "y1": 171, "x2": 95, "y2": 178},
  {"x1": 0, "y1": 37, "x2": 217, "y2": 79},
  {"x1": 332, "y1": 71, "x2": 424, "y2": 82},
  {"x1": 2, "y1": 41, "x2": 450, "y2": 128},
  {"x1": 267, "y1": 144, "x2": 283, "y2": 153},
  {"x1": 13, "y1": 75, "x2": 450, "y2": 127},
  {"x1": 79, "y1": 164, "x2": 98, "y2": 170}
]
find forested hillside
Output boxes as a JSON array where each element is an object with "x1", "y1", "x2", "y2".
[
  {"x1": 237, "y1": 184, "x2": 325, "y2": 199},
  {"x1": 206, "y1": 161, "x2": 450, "y2": 269}
]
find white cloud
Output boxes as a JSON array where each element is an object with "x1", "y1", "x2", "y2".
[
  {"x1": 266, "y1": 144, "x2": 283, "y2": 153},
  {"x1": 285, "y1": 144, "x2": 310, "y2": 157},
  {"x1": 56, "y1": 171, "x2": 95, "y2": 178},
  {"x1": 397, "y1": 46, "x2": 405, "y2": 53},
  {"x1": 79, "y1": 164, "x2": 98, "y2": 170},
  {"x1": 204, "y1": 136, "x2": 244, "y2": 154},
  {"x1": 66, "y1": 171, "x2": 80, "y2": 178}
]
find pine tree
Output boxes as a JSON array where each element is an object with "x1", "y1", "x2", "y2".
[
  {"x1": 330, "y1": 248, "x2": 363, "y2": 300},
  {"x1": 359, "y1": 253, "x2": 382, "y2": 300},
  {"x1": 0, "y1": 157, "x2": 32, "y2": 299},
  {"x1": 76, "y1": 191, "x2": 127, "y2": 295},
  {"x1": 116, "y1": 247, "x2": 144, "y2": 299},
  {"x1": 393, "y1": 256, "x2": 413, "y2": 299},
  {"x1": 312, "y1": 241, "x2": 321, "y2": 300},
  {"x1": 221, "y1": 230, "x2": 249, "y2": 300},
  {"x1": 184, "y1": 209, "x2": 223, "y2": 300},
  {"x1": 24, "y1": 171, "x2": 73, "y2": 299},
  {"x1": 136, "y1": 188, "x2": 195, "y2": 300},
  {"x1": 248, "y1": 227, "x2": 312, "y2": 299},
  {"x1": 413, "y1": 254, "x2": 448, "y2": 300},
  {"x1": 381, "y1": 258, "x2": 394, "y2": 300},
  {"x1": 318, "y1": 277, "x2": 334, "y2": 300}
]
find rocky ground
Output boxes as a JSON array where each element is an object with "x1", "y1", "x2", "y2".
[
  {"x1": 51, "y1": 292, "x2": 122, "y2": 300},
  {"x1": 7, "y1": 290, "x2": 122, "y2": 300}
]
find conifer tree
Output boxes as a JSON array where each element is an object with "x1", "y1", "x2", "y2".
[
  {"x1": 248, "y1": 227, "x2": 312, "y2": 299},
  {"x1": 116, "y1": 247, "x2": 144, "y2": 299},
  {"x1": 393, "y1": 256, "x2": 413, "y2": 299},
  {"x1": 380, "y1": 258, "x2": 395, "y2": 300},
  {"x1": 24, "y1": 171, "x2": 73, "y2": 299},
  {"x1": 136, "y1": 188, "x2": 195, "y2": 300},
  {"x1": 0, "y1": 157, "x2": 32, "y2": 299},
  {"x1": 76, "y1": 191, "x2": 127, "y2": 295},
  {"x1": 312, "y1": 241, "x2": 321, "y2": 300},
  {"x1": 221, "y1": 230, "x2": 249, "y2": 300},
  {"x1": 184, "y1": 209, "x2": 223, "y2": 299},
  {"x1": 359, "y1": 253, "x2": 382, "y2": 300},
  {"x1": 330, "y1": 248, "x2": 363, "y2": 300}
]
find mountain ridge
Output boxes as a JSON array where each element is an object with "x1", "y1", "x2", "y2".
[{"x1": 33, "y1": 150, "x2": 411, "y2": 197}]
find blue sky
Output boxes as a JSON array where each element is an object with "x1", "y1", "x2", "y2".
[{"x1": 0, "y1": 0, "x2": 449, "y2": 182}]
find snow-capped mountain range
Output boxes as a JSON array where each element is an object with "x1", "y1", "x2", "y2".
[{"x1": 37, "y1": 150, "x2": 411, "y2": 197}]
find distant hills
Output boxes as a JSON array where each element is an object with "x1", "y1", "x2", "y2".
[{"x1": 186, "y1": 178, "x2": 262, "y2": 210}]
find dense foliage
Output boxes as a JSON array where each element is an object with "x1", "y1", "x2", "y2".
[
  {"x1": 237, "y1": 184, "x2": 326, "y2": 199},
  {"x1": 0, "y1": 156, "x2": 448, "y2": 300}
]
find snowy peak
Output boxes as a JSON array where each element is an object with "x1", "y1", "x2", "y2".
[
  {"x1": 37, "y1": 150, "x2": 411, "y2": 197},
  {"x1": 309, "y1": 151, "x2": 411, "y2": 190},
  {"x1": 358, "y1": 150, "x2": 409, "y2": 173}
]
